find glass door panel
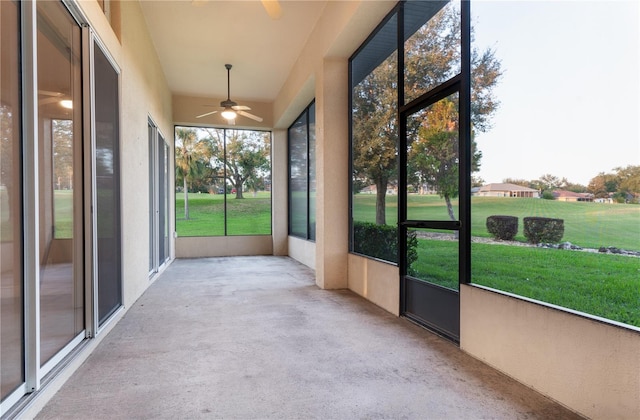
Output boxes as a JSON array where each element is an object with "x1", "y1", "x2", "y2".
[
  {"x1": 401, "y1": 90, "x2": 461, "y2": 341},
  {"x1": 406, "y1": 93, "x2": 459, "y2": 222},
  {"x1": 37, "y1": 0, "x2": 84, "y2": 365},
  {"x1": 408, "y1": 228, "x2": 459, "y2": 291},
  {"x1": 94, "y1": 41, "x2": 122, "y2": 326},
  {"x1": 1, "y1": 0, "x2": 24, "y2": 401}
]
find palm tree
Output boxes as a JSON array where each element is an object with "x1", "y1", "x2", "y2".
[{"x1": 175, "y1": 127, "x2": 212, "y2": 220}]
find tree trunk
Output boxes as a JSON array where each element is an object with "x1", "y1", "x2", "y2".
[
  {"x1": 444, "y1": 195, "x2": 459, "y2": 238},
  {"x1": 183, "y1": 176, "x2": 189, "y2": 220},
  {"x1": 235, "y1": 175, "x2": 244, "y2": 199},
  {"x1": 444, "y1": 194, "x2": 455, "y2": 221},
  {"x1": 375, "y1": 177, "x2": 387, "y2": 225}
]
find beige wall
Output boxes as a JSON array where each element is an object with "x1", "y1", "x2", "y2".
[
  {"x1": 272, "y1": 1, "x2": 396, "y2": 289},
  {"x1": 461, "y1": 285, "x2": 640, "y2": 419},
  {"x1": 77, "y1": 0, "x2": 174, "y2": 306},
  {"x1": 175, "y1": 236, "x2": 272, "y2": 259},
  {"x1": 288, "y1": 237, "x2": 316, "y2": 270},
  {"x1": 348, "y1": 255, "x2": 399, "y2": 316},
  {"x1": 173, "y1": 94, "x2": 273, "y2": 130},
  {"x1": 118, "y1": 1, "x2": 174, "y2": 303}
]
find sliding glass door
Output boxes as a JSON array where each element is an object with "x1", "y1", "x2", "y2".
[
  {"x1": 37, "y1": 0, "x2": 85, "y2": 368},
  {"x1": 93, "y1": 40, "x2": 122, "y2": 327},
  {"x1": 0, "y1": 0, "x2": 24, "y2": 405},
  {"x1": 149, "y1": 121, "x2": 170, "y2": 275}
]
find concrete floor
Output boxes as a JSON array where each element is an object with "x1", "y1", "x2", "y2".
[{"x1": 36, "y1": 256, "x2": 581, "y2": 419}]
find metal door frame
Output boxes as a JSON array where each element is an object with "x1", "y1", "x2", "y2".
[{"x1": 398, "y1": 0, "x2": 471, "y2": 343}]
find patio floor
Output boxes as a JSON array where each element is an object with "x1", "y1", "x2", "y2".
[{"x1": 36, "y1": 256, "x2": 581, "y2": 419}]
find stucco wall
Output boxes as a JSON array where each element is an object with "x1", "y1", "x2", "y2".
[
  {"x1": 461, "y1": 284, "x2": 640, "y2": 419},
  {"x1": 348, "y1": 255, "x2": 399, "y2": 316},
  {"x1": 175, "y1": 236, "x2": 273, "y2": 258},
  {"x1": 77, "y1": 0, "x2": 174, "y2": 306},
  {"x1": 288, "y1": 237, "x2": 316, "y2": 270},
  {"x1": 117, "y1": 0, "x2": 174, "y2": 305}
]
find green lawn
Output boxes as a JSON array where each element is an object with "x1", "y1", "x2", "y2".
[
  {"x1": 410, "y1": 238, "x2": 640, "y2": 327},
  {"x1": 176, "y1": 192, "x2": 271, "y2": 236},
  {"x1": 353, "y1": 194, "x2": 640, "y2": 251}
]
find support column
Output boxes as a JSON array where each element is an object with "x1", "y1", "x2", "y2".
[
  {"x1": 272, "y1": 128, "x2": 288, "y2": 256},
  {"x1": 315, "y1": 58, "x2": 349, "y2": 289}
]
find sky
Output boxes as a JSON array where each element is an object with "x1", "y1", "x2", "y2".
[{"x1": 471, "y1": 0, "x2": 639, "y2": 185}]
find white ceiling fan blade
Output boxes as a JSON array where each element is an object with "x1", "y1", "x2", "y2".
[
  {"x1": 39, "y1": 97, "x2": 63, "y2": 105},
  {"x1": 38, "y1": 90, "x2": 64, "y2": 97},
  {"x1": 232, "y1": 105, "x2": 251, "y2": 111},
  {"x1": 261, "y1": 0, "x2": 282, "y2": 20},
  {"x1": 195, "y1": 110, "x2": 218, "y2": 119},
  {"x1": 237, "y1": 110, "x2": 263, "y2": 122}
]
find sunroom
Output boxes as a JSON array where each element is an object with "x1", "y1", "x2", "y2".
[{"x1": 1, "y1": 1, "x2": 638, "y2": 419}]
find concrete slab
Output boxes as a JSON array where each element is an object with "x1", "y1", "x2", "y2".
[{"x1": 36, "y1": 256, "x2": 582, "y2": 419}]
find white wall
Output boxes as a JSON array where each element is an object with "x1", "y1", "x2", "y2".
[{"x1": 461, "y1": 285, "x2": 640, "y2": 419}]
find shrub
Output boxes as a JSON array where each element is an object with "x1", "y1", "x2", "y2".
[
  {"x1": 486, "y1": 215, "x2": 518, "y2": 240},
  {"x1": 523, "y1": 217, "x2": 564, "y2": 244},
  {"x1": 353, "y1": 221, "x2": 417, "y2": 266},
  {"x1": 541, "y1": 190, "x2": 555, "y2": 200}
]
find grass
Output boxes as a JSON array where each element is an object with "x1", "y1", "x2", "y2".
[
  {"x1": 354, "y1": 194, "x2": 640, "y2": 251},
  {"x1": 409, "y1": 238, "x2": 640, "y2": 327},
  {"x1": 176, "y1": 192, "x2": 271, "y2": 236}
]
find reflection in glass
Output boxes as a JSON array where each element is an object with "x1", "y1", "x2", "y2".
[
  {"x1": 37, "y1": 0, "x2": 84, "y2": 365},
  {"x1": 404, "y1": 1, "x2": 460, "y2": 104},
  {"x1": 1, "y1": 0, "x2": 24, "y2": 400},
  {"x1": 408, "y1": 228, "x2": 459, "y2": 291},
  {"x1": 407, "y1": 93, "x2": 460, "y2": 221}
]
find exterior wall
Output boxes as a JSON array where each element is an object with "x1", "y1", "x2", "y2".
[
  {"x1": 288, "y1": 237, "x2": 316, "y2": 270},
  {"x1": 175, "y1": 236, "x2": 273, "y2": 258},
  {"x1": 117, "y1": 0, "x2": 174, "y2": 304},
  {"x1": 314, "y1": 58, "x2": 349, "y2": 289},
  {"x1": 461, "y1": 284, "x2": 640, "y2": 419},
  {"x1": 273, "y1": 0, "x2": 396, "y2": 290},
  {"x1": 16, "y1": 1, "x2": 174, "y2": 417},
  {"x1": 348, "y1": 255, "x2": 399, "y2": 316},
  {"x1": 271, "y1": 129, "x2": 289, "y2": 256}
]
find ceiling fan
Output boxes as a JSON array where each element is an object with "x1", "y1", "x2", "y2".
[{"x1": 196, "y1": 64, "x2": 263, "y2": 124}]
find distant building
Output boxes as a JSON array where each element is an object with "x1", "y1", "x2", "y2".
[
  {"x1": 553, "y1": 190, "x2": 594, "y2": 202},
  {"x1": 475, "y1": 183, "x2": 540, "y2": 198}
]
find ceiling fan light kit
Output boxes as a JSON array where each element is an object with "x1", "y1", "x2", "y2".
[{"x1": 195, "y1": 63, "x2": 263, "y2": 124}]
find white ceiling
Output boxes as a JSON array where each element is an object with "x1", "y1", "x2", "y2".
[{"x1": 140, "y1": 0, "x2": 329, "y2": 103}]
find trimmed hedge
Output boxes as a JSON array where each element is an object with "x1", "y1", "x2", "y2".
[
  {"x1": 486, "y1": 215, "x2": 518, "y2": 240},
  {"x1": 523, "y1": 217, "x2": 564, "y2": 244},
  {"x1": 353, "y1": 221, "x2": 417, "y2": 266}
]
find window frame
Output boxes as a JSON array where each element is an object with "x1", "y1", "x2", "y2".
[{"x1": 287, "y1": 100, "x2": 316, "y2": 241}]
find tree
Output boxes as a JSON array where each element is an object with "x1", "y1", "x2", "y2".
[
  {"x1": 205, "y1": 129, "x2": 270, "y2": 200},
  {"x1": 588, "y1": 172, "x2": 618, "y2": 198},
  {"x1": 409, "y1": 98, "x2": 481, "y2": 221},
  {"x1": 352, "y1": 55, "x2": 398, "y2": 225},
  {"x1": 615, "y1": 165, "x2": 640, "y2": 197},
  {"x1": 175, "y1": 127, "x2": 212, "y2": 220},
  {"x1": 352, "y1": 3, "x2": 502, "y2": 224}
]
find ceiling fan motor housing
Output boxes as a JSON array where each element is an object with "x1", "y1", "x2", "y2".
[{"x1": 220, "y1": 99, "x2": 237, "y2": 108}]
